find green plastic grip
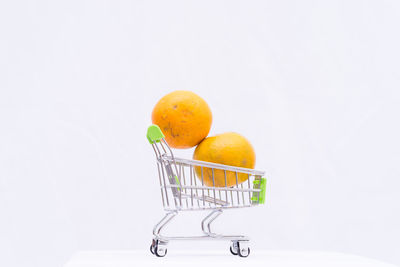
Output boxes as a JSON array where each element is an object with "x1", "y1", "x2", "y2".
[
  {"x1": 251, "y1": 177, "x2": 267, "y2": 204},
  {"x1": 174, "y1": 175, "x2": 181, "y2": 191},
  {"x1": 147, "y1": 125, "x2": 165, "y2": 144}
]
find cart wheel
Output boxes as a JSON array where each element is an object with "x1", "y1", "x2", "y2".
[
  {"x1": 230, "y1": 241, "x2": 238, "y2": 255},
  {"x1": 150, "y1": 239, "x2": 157, "y2": 255},
  {"x1": 237, "y1": 242, "x2": 250, "y2": 258},
  {"x1": 154, "y1": 245, "x2": 167, "y2": 257}
]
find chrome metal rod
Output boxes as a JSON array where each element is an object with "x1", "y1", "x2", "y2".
[
  {"x1": 163, "y1": 155, "x2": 265, "y2": 176},
  {"x1": 163, "y1": 184, "x2": 260, "y2": 192},
  {"x1": 153, "y1": 212, "x2": 178, "y2": 241},
  {"x1": 199, "y1": 210, "x2": 250, "y2": 241},
  {"x1": 161, "y1": 235, "x2": 249, "y2": 241},
  {"x1": 201, "y1": 209, "x2": 221, "y2": 235}
]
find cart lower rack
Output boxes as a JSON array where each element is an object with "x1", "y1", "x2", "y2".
[{"x1": 147, "y1": 125, "x2": 267, "y2": 257}]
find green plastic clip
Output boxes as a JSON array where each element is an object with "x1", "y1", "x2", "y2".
[
  {"x1": 174, "y1": 175, "x2": 181, "y2": 191},
  {"x1": 251, "y1": 177, "x2": 267, "y2": 204},
  {"x1": 147, "y1": 125, "x2": 165, "y2": 144}
]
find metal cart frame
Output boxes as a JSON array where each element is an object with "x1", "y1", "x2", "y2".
[{"x1": 147, "y1": 125, "x2": 267, "y2": 257}]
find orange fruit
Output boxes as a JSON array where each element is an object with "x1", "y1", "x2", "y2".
[
  {"x1": 152, "y1": 91, "x2": 212, "y2": 149},
  {"x1": 193, "y1": 133, "x2": 256, "y2": 187}
]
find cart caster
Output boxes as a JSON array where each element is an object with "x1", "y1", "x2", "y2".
[
  {"x1": 155, "y1": 246, "x2": 167, "y2": 257},
  {"x1": 230, "y1": 241, "x2": 250, "y2": 257},
  {"x1": 150, "y1": 239, "x2": 168, "y2": 257},
  {"x1": 230, "y1": 241, "x2": 239, "y2": 255},
  {"x1": 150, "y1": 239, "x2": 156, "y2": 255},
  {"x1": 237, "y1": 242, "x2": 250, "y2": 258}
]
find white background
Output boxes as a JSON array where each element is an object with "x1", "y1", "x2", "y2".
[{"x1": 1, "y1": 1, "x2": 399, "y2": 267}]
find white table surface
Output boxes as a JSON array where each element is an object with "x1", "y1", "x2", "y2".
[{"x1": 64, "y1": 250, "x2": 397, "y2": 267}]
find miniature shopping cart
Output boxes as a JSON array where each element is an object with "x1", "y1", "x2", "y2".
[{"x1": 147, "y1": 125, "x2": 267, "y2": 257}]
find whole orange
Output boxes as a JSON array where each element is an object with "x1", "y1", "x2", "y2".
[
  {"x1": 152, "y1": 91, "x2": 212, "y2": 149},
  {"x1": 193, "y1": 133, "x2": 256, "y2": 187}
]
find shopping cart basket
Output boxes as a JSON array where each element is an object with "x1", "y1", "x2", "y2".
[{"x1": 147, "y1": 125, "x2": 267, "y2": 257}]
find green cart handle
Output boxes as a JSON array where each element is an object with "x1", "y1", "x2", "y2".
[
  {"x1": 251, "y1": 178, "x2": 267, "y2": 204},
  {"x1": 147, "y1": 125, "x2": 165, "y2": 144}
]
